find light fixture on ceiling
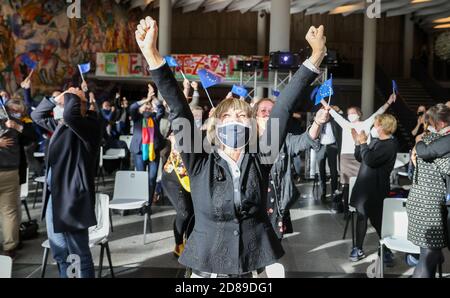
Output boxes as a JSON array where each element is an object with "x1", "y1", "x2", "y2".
[
  {"x1": 433, "y1": 17, "x2": 450, "y2": 24},
  {"x1": 434, "y1": 23, "x2": 450, "y2": 29},
  {"x1": 411, "y1": 0, "x2": 432, "y2": 3},
  {"x1": 329, "y1": 3, "x2": 365, "y2": 15}
]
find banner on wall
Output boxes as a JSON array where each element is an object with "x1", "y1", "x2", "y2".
[{"x1": 95, "y1": 53, "x2": 269, "y2": 81}]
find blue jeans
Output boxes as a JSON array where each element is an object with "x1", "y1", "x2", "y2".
[
  {"x1": 45, "y1": 198, "x2": 95, "y2": 278},
  {"x1": 133, "y1": 153, "x2": 159, "y2": 205}
]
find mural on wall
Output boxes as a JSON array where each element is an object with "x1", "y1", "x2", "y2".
[
  {"x1": 96, "y1": 53, "x2": 269, "y2": 82},
  {"x1": 0, "y1": 0, "x2": 140, "y2": 95}
]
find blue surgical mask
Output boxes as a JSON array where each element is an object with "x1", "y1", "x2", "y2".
[
  {"x1": 11, "y1": 113, "x2": 22, "y2": 119},
  {"x1": 53, "y1": 105, "x2": 64, "y2": 120},
  {"x1": 216, "y1": 121, "x2": 251, "y2": 150}
]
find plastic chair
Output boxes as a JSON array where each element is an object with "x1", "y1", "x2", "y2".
[
  {"x1": 109, "y1": 171, "x2": 151, "y2": 244},
  {"x1": 265, "y1": 263, "x2": 285, "y2": 278},
  {"x1": 0, "y1": 256, "x2": 12, "y2": 278},
  {"x1": 41, "y1": 194, "x2": 114, "y2": 278},
  {"x1": 32, "y1": 176, "x2": 45, "y2": 209},
  {"x1": 119, "y1": 135, "x2": 133, "y2": 150},
  {"x1": 342, "y1": 177, "x2": 357, "y2": 246},
  {"x1": 379, "y1": 198, "x2": 442, "y2": 278},
  {"x1": 20, "y1": 168, "x2": 32, "y2": 221}
]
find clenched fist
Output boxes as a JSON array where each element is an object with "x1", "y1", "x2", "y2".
[
  {"x1": 305, "y1": 25, "x2": 327, "y2": 68},
  {"x1": 135, "y1": 16, "x2": 164, "y2": 69}
]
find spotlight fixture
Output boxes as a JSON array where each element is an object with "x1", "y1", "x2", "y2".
[{"x1": 269, "y1": 52, "x2": 302, "y2": 70}]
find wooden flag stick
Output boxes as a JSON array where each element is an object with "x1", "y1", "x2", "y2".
[
  {"x1": 78, "y1": 65, "x2": 85, "y2": 82},
  {"x1": 203, "y1": 87, "x2": 215, "y2": 108},
  {"x1": 179, "y1": 70, "x2": 187, "y2": 81}
]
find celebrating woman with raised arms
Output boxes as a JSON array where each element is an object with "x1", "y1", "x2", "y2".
[{"x1": 135, "y1": 16, "x2": 329, "y2": 278}]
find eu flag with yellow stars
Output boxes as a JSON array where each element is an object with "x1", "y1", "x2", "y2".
[{"x1": 197, "y1": 68, "x2": 224, "y2": 89}]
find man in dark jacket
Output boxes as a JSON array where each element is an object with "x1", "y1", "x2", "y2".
[{"x1": 31, "y1": 87, "x2": 101, "y2": 278}]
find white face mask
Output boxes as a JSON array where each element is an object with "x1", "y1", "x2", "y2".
[
  {"x1": 53, "y1": 105, "x2": 65, "y2": 121},
  {"x1": 371, "y1": 126, "x2": 379, "y2": 139},
  {"x1": 348, "y1": 114, "x2": 360, "y2": 122},
  {"x1": 427, "y1": 126, "x2": 437, "y2": 133}
]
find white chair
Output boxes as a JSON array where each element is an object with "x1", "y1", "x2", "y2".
[
  {"x1": 32, "y1": 176, "x2": 45, "y2": 209},
  {"x1": 119, "y1": 135, "x2": 133, "y2": 150},
  {"x1": 265, "y1": 263, "x2": 285, "y2": 278},
  {"x1": 109, "y1": 171, "x2": 151, "y2": 244},
  {"x1": 20, "y1": 168, "x2": 32, "y2": 221},
  {"x1": 342, "y1": 177, "x2": 357, "y2": 247},
  {"x1": 41, "y1": 194, "x2": 114, "y2": 278},
  {"x1": 0, "y1": 256, "x2": 12, "y2": 278},
  {"x1": 378, "y1": 198, "x2": 425, "y2": 278},
  {"x1": 103, "y1": 148, "x2": 126, "y2": 160}
]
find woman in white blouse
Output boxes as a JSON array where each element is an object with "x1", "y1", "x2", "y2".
[{"x1": 320, "y1": 93, "x2": 396, "y2": 212}]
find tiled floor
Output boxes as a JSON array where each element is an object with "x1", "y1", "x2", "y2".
[{"x1": 5, "y1": 175, "x2": 450, "y2": 278}]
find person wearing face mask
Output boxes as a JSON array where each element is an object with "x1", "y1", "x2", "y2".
[
  {"x1": 0, "y1": 90, "x2": 10, "y2": 104},
  {"x1": 0, "y1": 99, "x2": 36, "y2": 259},
  {"x1": 343, "y1": 114, "x2": 398, "y2": 263},
  {"x1": 407, "y1": 104, "x2": 450, "y2": 278},
  {"x1": 129, "y1": 83, "x2": 166, "y2": 211},
  {"x1": 30, "y1": 87, "x2": 101, "y2": 278},
  {"x1": 321, "y1": 94, "x2": 396, "y2": 214},
  {"x1": 114, "y1": 93, "x2": 131, "y2": 136},
  {"x1": 411, "y1": 105, "x2": 427, "y2": 138},
  {"x1": 254, "y1": 98, "x2": 323, "y2": 240},
  {"x1": 136, "y1": 16, "x2": 328, "y2": 277}
]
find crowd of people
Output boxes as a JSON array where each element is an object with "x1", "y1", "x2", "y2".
[{"x1": 0, "y1": 16, "x2": 449, "y2": 278}]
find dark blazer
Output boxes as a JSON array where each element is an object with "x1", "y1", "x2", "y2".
[
  {"x1": 150, "y1": 62, "x2": 318, "y2": 274},
  {"x1": 31, "y1": 95, "x2": 101, "y2": 233},
  {"x1": 129, "y1": 102, "x2": 165, "y2": 155},
  {"x1": 350, "y1": 138, "x2": 398, "y2": 210}
]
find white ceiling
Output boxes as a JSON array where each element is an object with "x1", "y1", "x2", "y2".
[{"x1": 120, "y1": 0, "x2": 450, "y2": 30}]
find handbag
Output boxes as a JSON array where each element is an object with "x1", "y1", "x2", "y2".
[
  {"x1": 171, "y1": 158, "x2": 191, "y2": 193},
  {"x1": 19, "y1": 220, "x2": 39, "y2": 241}
]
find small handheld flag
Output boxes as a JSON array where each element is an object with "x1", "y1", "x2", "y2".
[
  {"x1": 310, "y1": 86, "x2": 319, "y2": 102},
  {"x1": 314, "y1": 76, "x2": 334, "y2": 106},
  {"x1": 165, "y1": 55, "x2": 187, "y2": 81},
  {"x1": 392, "y1": 80, "x2": 398, "y2": 95},
  {"x1": 197, "y1": 69, "x2": 224, "y2": 108},
  {"x1": 78, "y1": 62, "x2": 91, "y2": 82},
  {"x1": 231, "y1": 85, "x2": 248, "y2": 98},
  {"x1": 197, "y1": 69, "x2": 224, "y2": 89},
  {"x1": 165, "y1": 55, "x2": 178, "y2": 67},
  {"x1": 272, "y1": 90, "x2": 280, "y2": 97},
  {"x1": 21, "y1": 54, "x2": 37, "y2": 70}
]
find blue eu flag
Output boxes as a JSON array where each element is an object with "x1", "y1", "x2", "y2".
[
  {"x1": 310, "y1": 86, "x2": 319, "y2": 102},
  {"x1": 272, "y1": 90, "x2": 280, "y2": 97},
  {"x1": 392, "y1": 80, "x2": 398, "y2": 94},
  {"x1": 21, "y1": 54, "x2": 37, "y2": 70},
  {"x1": 197, "y1": 69, "x2": 224, "y2": 89},
  {"x1": 165, "y1": 56, "x2": 179, "y2": 67},
  {"x1": 231, "y1": 85, "x2": 248, "y2": 98},
  {"x1": 315, "y1": 77, "x2": 334, "y2": 105},
  {"x1": 78, "y1": 62, "x2": 91, "y2": 74}
]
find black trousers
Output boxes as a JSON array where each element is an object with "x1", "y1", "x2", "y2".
[
  {"x1": 161, "y1": 171, "x2": 194, "y2": 245},
  {"x1": 317, "y1": 143, "x2": 339, "y2": 195},
  {"x1": 354, "y1": 198, "x2": 384, "y2": 249}
]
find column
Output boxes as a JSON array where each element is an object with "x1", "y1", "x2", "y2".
[
  {"x1": 269, "y1": 0, "x2": 291, "y2": 99},
  {"x1": 269, "y1": 0, "x2": 290, "y2": 52},
  {"x1": 361, "y1": 14, "x2": 377, "y2": 117},
  {"x1": 256, "y1": 10, "x2": 267, "y2": 99},
  {"x1": 159, "y1": 0, "x2": 172, "y2": 56},
  {"x1": 403, "y1": 13, "x2": 414, "y2": 79}
]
